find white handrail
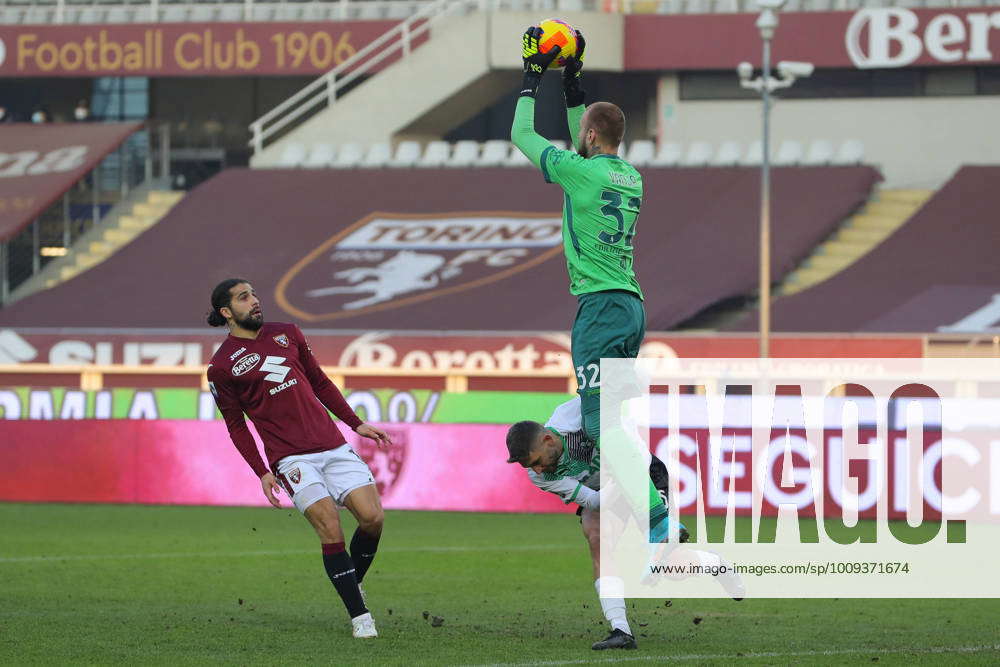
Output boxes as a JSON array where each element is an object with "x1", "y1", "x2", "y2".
[{"x1": 248, "y1": 0, "x2": 470, "y2": 153}]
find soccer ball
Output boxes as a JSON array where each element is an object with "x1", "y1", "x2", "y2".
[{"x1": 537, "y1": 18, "x2": 578, "y2": 70}]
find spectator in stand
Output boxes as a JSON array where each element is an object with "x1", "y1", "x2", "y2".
[
  {"x1": 74, "y1": 99, "x2": 92, "y2": 122},
  {"x1": 31, "y1": 108, "x2": 49, "y2": 123},
  {"x1": 0, "y1": 106, "x2": 13, "y2": 123}
]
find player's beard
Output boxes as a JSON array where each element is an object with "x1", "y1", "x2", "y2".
[{"x1": 234, "y1": 309, "x2": 263, "y2": 331}]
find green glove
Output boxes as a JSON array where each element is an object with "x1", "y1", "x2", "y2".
[
  {"x1": 520, "y1": 26, "x2": 561, "y2": 98},
  {"x1": 562, "y1": 30, "x2": 586, "y2": 108}
]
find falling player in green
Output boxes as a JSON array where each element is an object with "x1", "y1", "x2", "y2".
[
  {"x1": 511, "y1": 26, "x2": 673, "y2": 543},
  {"x1": 505, "y1": 398, "x2": 742, "y2": 651}
]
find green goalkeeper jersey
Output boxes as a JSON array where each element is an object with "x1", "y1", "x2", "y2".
[{"x1": 511, "y1": 97, "x2": 644, "y2": 298}]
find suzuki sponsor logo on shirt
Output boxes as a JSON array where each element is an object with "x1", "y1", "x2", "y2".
[
  {"x1": 231, "y1": 352, "x2": 261, "y2": 376},
  {"x1": 846, "y1": 8, "x2": 1000, "y2": 68},
  {"x1": 275, "y1": 212, "x2": 562, "y2": 322}
]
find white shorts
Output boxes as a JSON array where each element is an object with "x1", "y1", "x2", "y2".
[{"x1": 274, "y1": 445, "x2": 376, "y2": 514}]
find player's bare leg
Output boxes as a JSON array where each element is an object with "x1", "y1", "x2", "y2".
[
  {"x1": 582, "y1": 509, "x2": 636, "y2": 651},
  {"x1": 304, "y1": 496, "x2": 376, "y2": 638},
  {"x1": 342, "y1": 484, "x2": 384, "y2": 586}
]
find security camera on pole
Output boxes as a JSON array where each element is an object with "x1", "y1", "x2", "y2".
[{"x1": 736, "y1": 0, "x2": 813, "y2": 358}]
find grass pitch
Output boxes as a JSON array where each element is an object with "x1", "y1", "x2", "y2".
[{"x1": 1, "y1": 503, "x2": 998, "y2": 665}]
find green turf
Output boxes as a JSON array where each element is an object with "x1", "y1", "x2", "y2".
[{"x1": 0, "y1": 503, "x2": 997, "y2": 665}]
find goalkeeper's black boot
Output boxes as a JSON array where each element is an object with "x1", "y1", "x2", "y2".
[{"x1": 591, "y1": 628, "x2": 637, "y2": 650}]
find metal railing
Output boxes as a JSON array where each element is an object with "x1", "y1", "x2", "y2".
[{"x1": 248, "y1": 0, "x2": 472, "y2": 153}]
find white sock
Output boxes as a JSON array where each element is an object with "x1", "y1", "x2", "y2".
[
  {"x1": 695, "y1": 551, "x2": 722, "y2": 570},
  {"x1": 595, "y1": 578, "x2": 631, "y2": 635}
]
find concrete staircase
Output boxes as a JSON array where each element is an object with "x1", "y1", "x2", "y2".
[
  {"x1": 9, "y1": 189, "x2": 183, "y2": 303},
  {"x1": 778, "y1": 189, "x2": 932, "y2": 296}
]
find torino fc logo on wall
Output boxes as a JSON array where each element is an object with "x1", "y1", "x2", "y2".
[{"x1": 276, "y1": 212, "x2": 562, "y2": 322}]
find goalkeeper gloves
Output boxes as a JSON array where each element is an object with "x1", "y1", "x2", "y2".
[
  {"x1": 520, "y1": 26, "x2": 561, "y2": 98},
  {"x1": 562, "y1": 30, "x2": 586, "y2": 108}
]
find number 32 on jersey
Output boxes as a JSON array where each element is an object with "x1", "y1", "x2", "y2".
[{"x1": 576, "y1": 363, "x2": 601, "y2": 391}]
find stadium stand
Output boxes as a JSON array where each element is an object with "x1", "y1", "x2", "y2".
[
  {"x1": 0, "y1": 0, "x2": 985, "y2": 25},
  {"x1": 775, "y1": 140, "x2": 805, "y2": 166},
  {"x1": 626, "y1": 140, "x2": 656, "y2": 167},
  {"x1": 391, "y1": 141, "x2": 423, "y2": 167},
  {"x1": 361, "y1": 142, "x2": 393, "y2": 168},
  {"x1": 802, "y1": 140, "x2": 836, "y2": 166},
  {"x1": 711, "y1": 141, "x2": 743, "y2": 167},
  {"x1": 276, "y1": 143, "x2": 308, "y2": 168},
  {"x1": 0, "y1": 123, "x2": 144, "y2": 243},
  {"x1": 331, "y1": 142, "x2": 365, "y2": 168},
  {"x1": 835, "y1": 139, "x2": 866, "y2": 165},
  {"x1": 778, "y1": 188, "x2": 932, "y2": 296},
  {"x1": 726, "y1": 166, "x2": 1000, "y2": 333},
  {"x1": 478, "y1": 140, "x2": 512, "y2": 167},
  {"x1": 416, "y1": 140, "x2": 451, "y2": 167},
  {"x1": 651, "y1": 143, "x2": 683, "y2": 167},
  {"x1": 302, "y1": 143, "x2": 337, "y2": 168},
  {"x1": 741, "y1": 141, "x2": 764, "y2": 167},
  {"x1": 446, "y1": 141, "x2": 481, "y2": 168},
  {"x1": 262, "y1": 139, "x2": 866, "y2": 168},
  {"x1": 681, "y1": 142, "x2": 714, "y2": 167},
  {"x1": 0, "y1": 165, "x2": 880, "y2": 330}
]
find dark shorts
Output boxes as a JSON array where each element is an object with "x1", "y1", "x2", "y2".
[{"x1": 571, "y1": 289, "x2": 645, "y2": 441}]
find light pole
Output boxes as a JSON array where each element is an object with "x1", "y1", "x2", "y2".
[{"x1": 737, "y1": 0, "x2": 813, "y2": 358}]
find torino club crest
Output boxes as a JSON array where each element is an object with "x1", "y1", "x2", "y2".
[
  {"x1": 351, "y1": 427, "x2": 407, "y2": 498},
  {"x1": 275, "y1": 212, "x2": 562, "y2": 322}
]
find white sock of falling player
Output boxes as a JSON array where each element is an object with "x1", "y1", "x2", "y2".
[{"x1": 595, "y1": 577, "x2": 631, "y2": 635}]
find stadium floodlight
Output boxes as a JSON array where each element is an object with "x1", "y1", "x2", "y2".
[{"x1": 736, "y1": 3, "x2": 814, "y2": 359}]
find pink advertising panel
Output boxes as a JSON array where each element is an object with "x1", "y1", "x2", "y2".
[
  {"x1": 2, "y1": 420, "x2": 571, "y2": 513},
  {"x1": 2, "y1": 418, "x2": 963, "y2": 521}
]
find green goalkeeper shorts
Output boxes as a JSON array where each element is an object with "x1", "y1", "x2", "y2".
[{"x1": 570, "y1": 289, "x2": 646, "y2": 441}]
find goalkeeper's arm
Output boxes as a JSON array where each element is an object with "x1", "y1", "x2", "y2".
[
  {"x1": 511, "y1": 96, "x2": 552, "y2": 169},
  {"x1": 563, "y1": 30, "x2": 587, "y2": 152},
  {"x1": 511, "y1": 26, "x2": 561, "y2": 167}
]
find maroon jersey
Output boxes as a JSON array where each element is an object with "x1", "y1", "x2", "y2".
[{"x1": 207, "y1": 322, "x2": 362, "y2": 477}]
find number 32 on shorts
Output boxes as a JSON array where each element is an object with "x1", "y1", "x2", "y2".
[{"x1": 576, "y1": 363, "x2": 601, "y2": 391}]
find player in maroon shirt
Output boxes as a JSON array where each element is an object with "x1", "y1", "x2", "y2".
[{"x1": 206, "y1": 278, "x2": 390, "y2": 639}]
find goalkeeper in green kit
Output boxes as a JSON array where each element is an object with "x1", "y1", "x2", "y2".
[{"x1": 511, "y1": 26, "x2": 679, "y2": 546}]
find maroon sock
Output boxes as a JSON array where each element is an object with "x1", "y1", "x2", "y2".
[
  {"x1": 350, "y1": 527, "x2": 381, "y2": 583},
  {"x1": 321, "y1": 542, "x2": 367, "y2": 618}
]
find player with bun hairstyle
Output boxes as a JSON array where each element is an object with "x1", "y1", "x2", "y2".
[
  {"x1": 206, "y1": 278, "x2": 250, "y2": 328},
  {"x1": 205, "y1": 278, "x2": 390, "y2": 639}
]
